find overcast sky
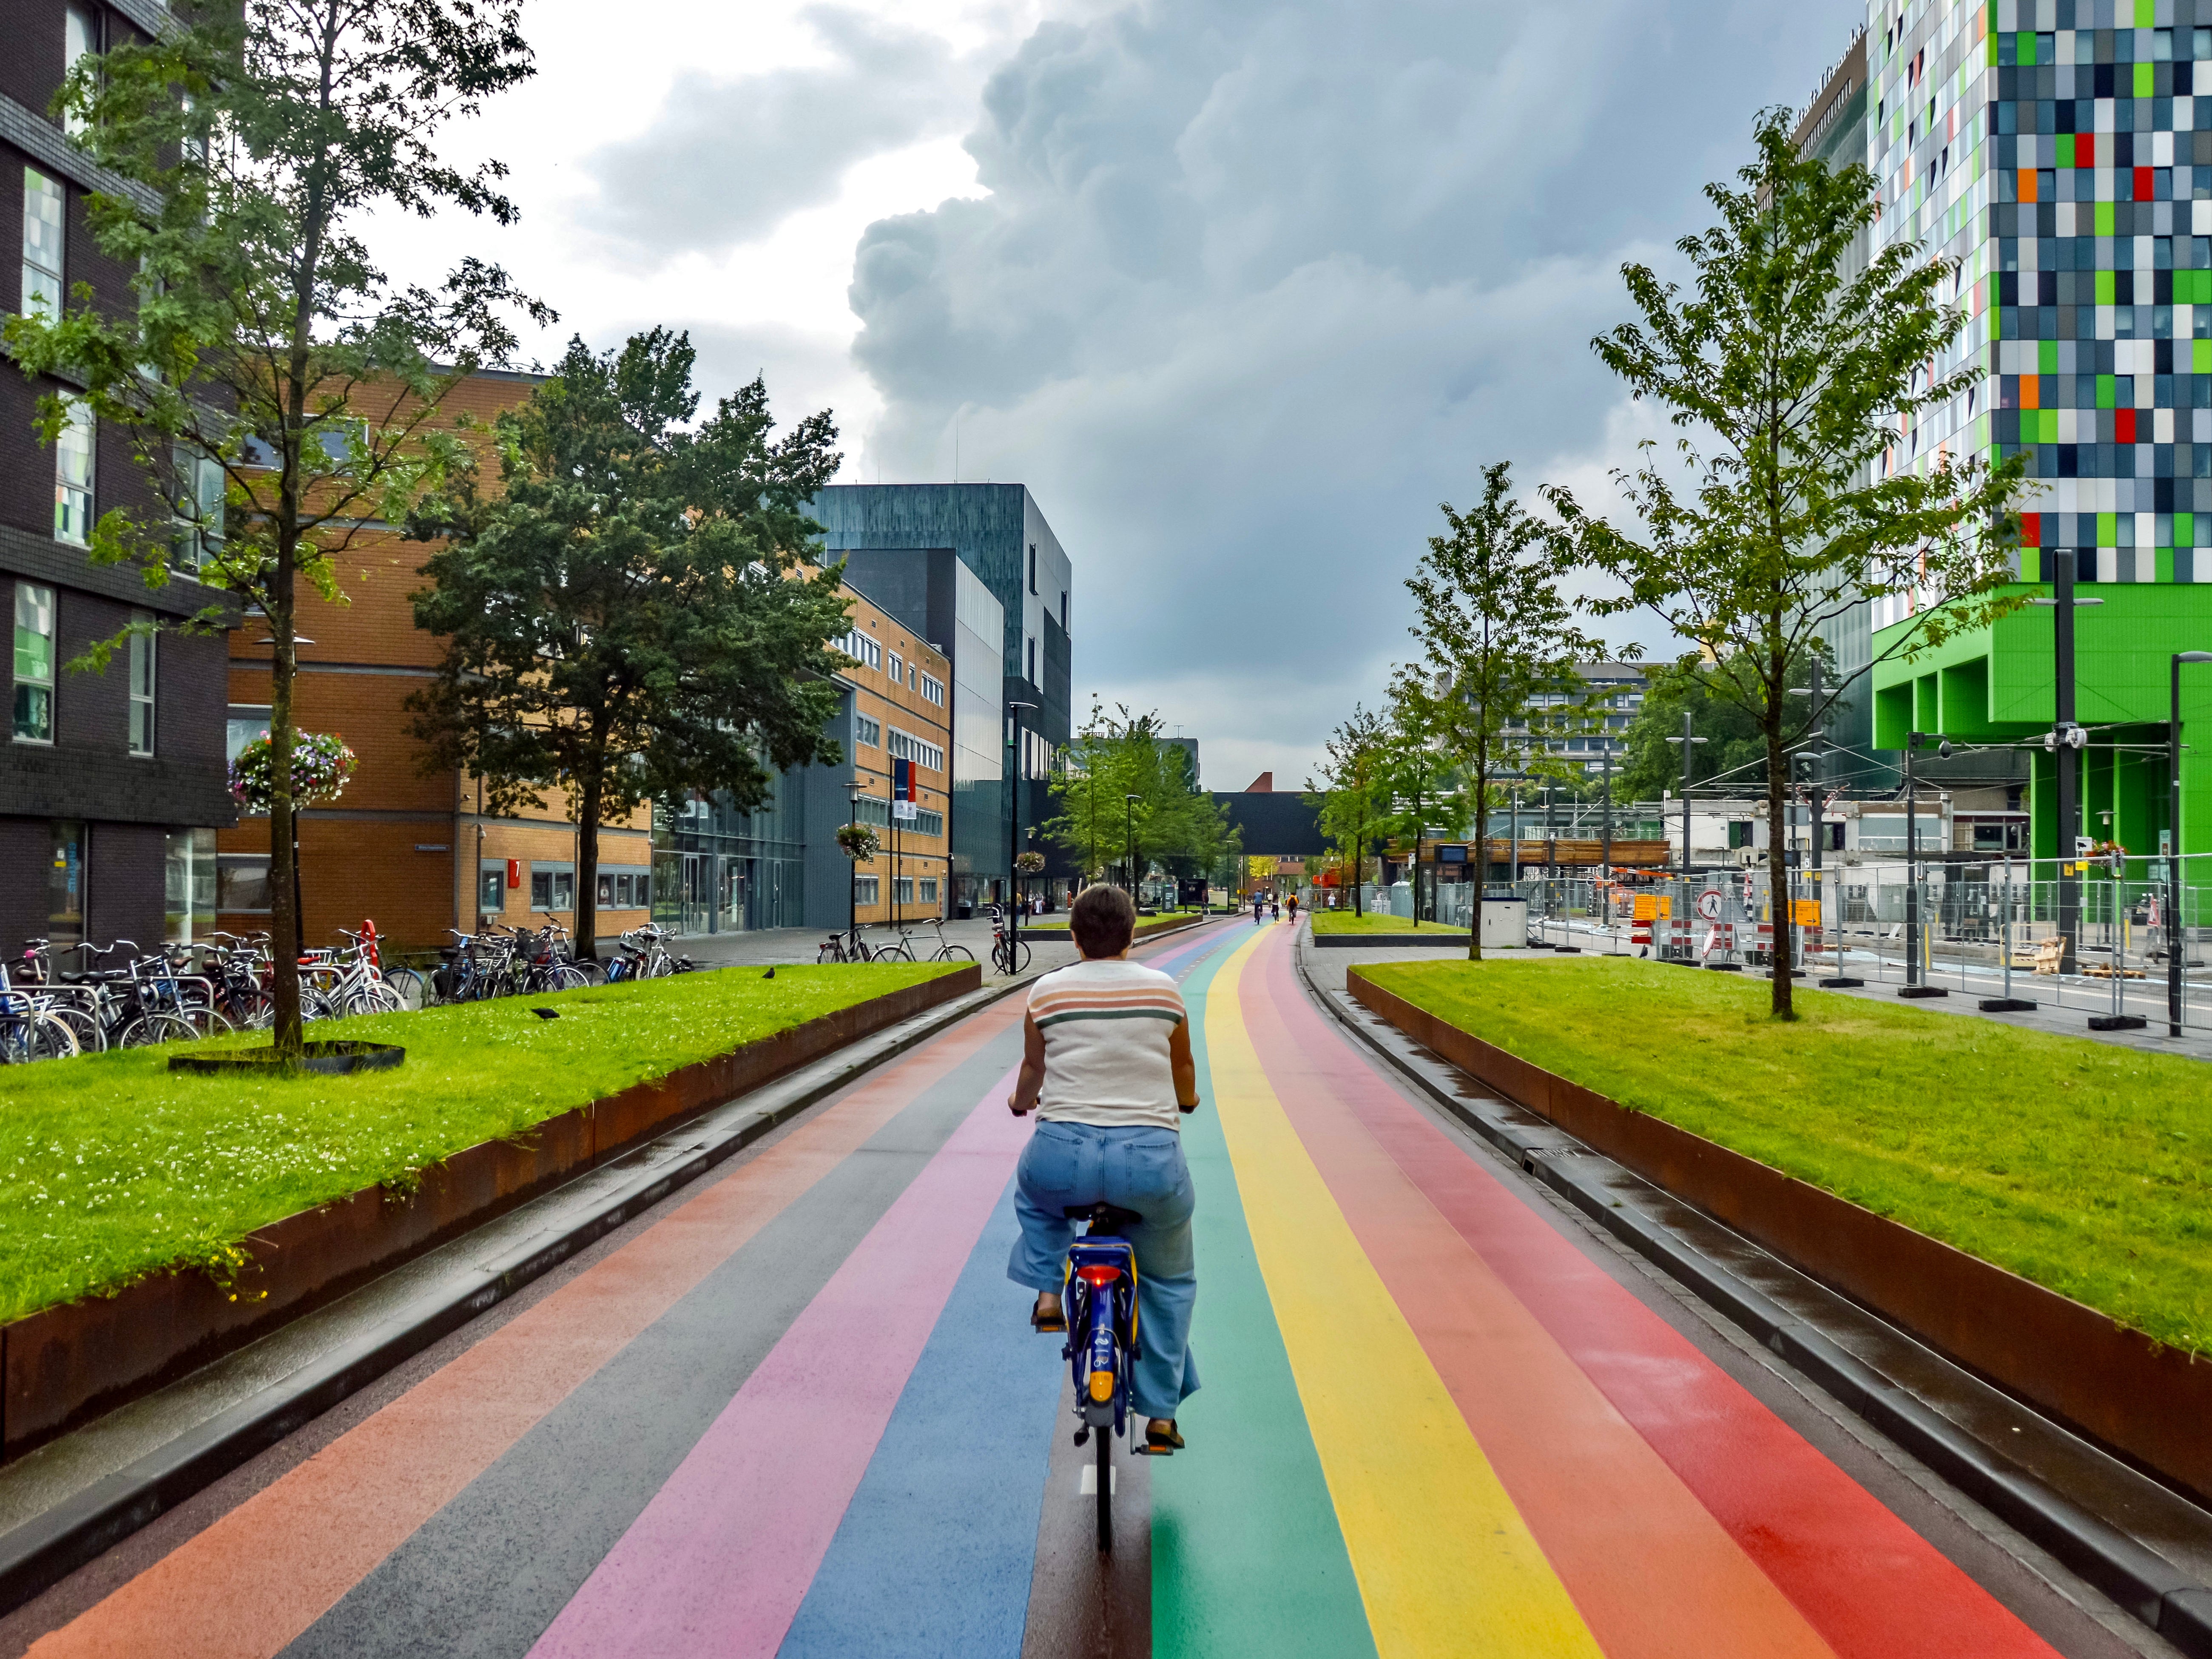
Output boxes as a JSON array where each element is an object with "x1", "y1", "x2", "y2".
[{"x1": 374, "y1": 0, "x2": 1865, "y2": 792}]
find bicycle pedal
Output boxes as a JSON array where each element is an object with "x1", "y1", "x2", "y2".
[{"x1": 1072, "y1": 1426, "x2": 1089, "y2": 1446}]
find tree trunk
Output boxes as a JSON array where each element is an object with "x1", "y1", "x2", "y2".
[
  {"x1": 1766, "y1": 696, "x2": 1794, "y2": 1019},
  {"x1": 1470, "y1": 767, "x2": 1486, "y2": 963},
  {"x1": 267, "y1": 540, "x2": 303, "y2": 1055},
  {"x1": 1352, "y1": 824, "x2": 1364, "y2": 918},
  {"x1": 575, "y1": 770, "x2": 603, "y2": 962}
]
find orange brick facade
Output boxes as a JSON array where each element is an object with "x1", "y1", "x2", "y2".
[{"x1": 840, "y1": 591, "x2": 952, "y2": 928}]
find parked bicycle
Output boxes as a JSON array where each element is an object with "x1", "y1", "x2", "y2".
[
  {"x1": 0, "y1": 960, "x2": 81, "y2": 1062},
  {"x1": 989, "y1": 906, "x2": 1032, "y2": 976},
  {"x1": 918, "y1": 918, "x2": 974, "y2": 963}
]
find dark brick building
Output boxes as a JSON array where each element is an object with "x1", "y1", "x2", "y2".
[{"x1": 2, "y1": 0, "x2": 234, "y2": 955}]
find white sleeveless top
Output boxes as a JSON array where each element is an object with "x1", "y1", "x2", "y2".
[{"x1": 1026, "y1": 959, "x2": 1187, "y2": 1131}]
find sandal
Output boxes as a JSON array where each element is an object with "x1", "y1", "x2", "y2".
[
  {"x1": 1030, "y1": 1294, "x2": 1066, "y2": 1334},
  {"x1": 1134, "y1": 1419, "x2": 1185, "y2": 1456}
]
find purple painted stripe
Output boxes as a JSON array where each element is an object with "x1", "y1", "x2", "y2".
[{"x1": 527, "y1": 1068, "x2": 1028, "y2": 1659}]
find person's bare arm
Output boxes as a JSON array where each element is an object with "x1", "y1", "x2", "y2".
[
  {"x1": 1008, "y1": 1011, "x2": 1047, "y2": 1115},
  {"x1": 1171, "y1": 1017, "x2": 1199, "y2": 1113}
]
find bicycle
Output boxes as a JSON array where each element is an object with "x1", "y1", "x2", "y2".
[
  {"x1": 917, "y1": 918, "x2": 974, "y2": 963},
  {"x1": 1061, "y1": 1201, "x2": 1142, "y2": 1554},
  {"x1": 989, "y1": 906, "x2": 1031, "y2": 976},
  {"x1": 0, "y1": 962, "x2": 80, "y2": 1062}
]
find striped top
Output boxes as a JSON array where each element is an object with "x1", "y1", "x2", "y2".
[{"x1": 1027, "y1": 959, "x2": 1188, "y2": 1131}]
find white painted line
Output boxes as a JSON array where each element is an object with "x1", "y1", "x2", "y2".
[{"x1": 1077, "y1": 1464, "x2": 1117, "y2": 1496}]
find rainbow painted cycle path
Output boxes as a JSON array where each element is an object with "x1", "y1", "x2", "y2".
[{"x1": 21, "y1": 922, "x2": 2068, "y2": 1659}]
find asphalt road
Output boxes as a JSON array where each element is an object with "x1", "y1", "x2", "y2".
[{"x1": 0, "y1": 917, "x2": 2175, "y2": 1659}]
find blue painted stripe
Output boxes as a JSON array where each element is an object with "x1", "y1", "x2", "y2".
[{"x1": 777, "y1": 1172, "x2": 1064, "y2": 1659}]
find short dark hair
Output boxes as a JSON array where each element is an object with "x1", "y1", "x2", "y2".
[{"x1": 1070, "y1": 883, "x2": 1136, "y2": 958}]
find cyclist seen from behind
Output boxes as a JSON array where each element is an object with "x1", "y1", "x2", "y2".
[{"x1": 1007, "y1": 883, "x2": 1200, "y2": 1455}]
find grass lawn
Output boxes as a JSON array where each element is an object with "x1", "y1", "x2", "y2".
[
  {"x1": 0, "y1": 962, "x2": 958, "y2": 1323},
  {"x1": 1310, "y1": 909, "x2": 1468, "y2": 936},
  {"x1": 1359, "y1": 957, "x2": 2212, "y2": 1355}
]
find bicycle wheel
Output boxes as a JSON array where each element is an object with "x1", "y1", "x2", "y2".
[
  {"x1": 179, "y1": 1005, "x2": 236, "y2": 1039},
  {"x1": 933, "y1": 945, "x2": 975, "y2": 962},
  {"x1": 1010, "y1": 940, "x2": 1033, "y2": 974},
  {"x1": 547, "y1": 965, "x2": 589, "y2": 991},
  {"x1": 225, "y1": 989, "x2": 275, "y2": 1031},
  {"x1": 347, "y1": 984, "x2": 405, "y2": 1017},
  {"x1": 1095, "y1": 1423, "x2": 1113, "y2": 1554},
  {"x1": 117, "y1": 1012, "x2": 196, "y2": 1048},
  {"x1": 42, "y1": 1002, "x2": 104, "y2": 1053},
  {"x1": 0, "y1": 1016, "x2": 74, "y2": 1063},
  {"x1": 383, "y1": 967, "x2": 428, "y2": 1011}
]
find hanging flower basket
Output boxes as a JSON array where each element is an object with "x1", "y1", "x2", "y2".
[
  {"x1": 229, "y1": 731, "x2": 358, "y2": 812},
  {"x1": 837, "y1": 822, "x2": 880, "y2": 861},
  {"x1": 1015, "y1": 850, "x2": 1046, "y2": 875}
]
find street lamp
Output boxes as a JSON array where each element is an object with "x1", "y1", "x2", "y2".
[
  {"x1": 2169, "y1": 653, "x2": 2212, "y2": 1035},
  {"x1": 2028, "y1": 551, "x2": 2105, "y2": 974},
  {"x1": 848, "y1": 789, "x2": 864, "y2": 940},
  {"x1": 1901, "y1": 730, "x2": 1951, "y2": 996},
  {"x1": 1125, "y1": 793, "x2": 1142, "y2": 901},
  {"x1": 1665, "y1": 713, "x2": 1709, "y2": 875},
  {"x1": 1008, "y1": 699, "x2": 1038, "y2": 950}
]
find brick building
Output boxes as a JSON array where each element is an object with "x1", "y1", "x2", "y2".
[
  {"x1": 834, "y1": 588, "x2": 952, "y2": 929},
  {"x1": 214, "y1": 368, "x2": 660, "y2": 953},
  {"x1": 3, "y1": 0, "x2": 236, "y2": 957}
]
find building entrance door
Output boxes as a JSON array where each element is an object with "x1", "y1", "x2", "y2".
[
  {"x1": 680, "y1": 853, "x2": 713, "y2": 935},
  {"x1": 719, "y1": 858, "x2": 747, "y2": 933}
]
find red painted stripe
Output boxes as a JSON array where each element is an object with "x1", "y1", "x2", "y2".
[{"x1": 1246, "y1": 935, "x2": 2057, "y2": 1659}]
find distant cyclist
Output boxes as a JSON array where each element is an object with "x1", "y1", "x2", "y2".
[
  {"x1": 1007, "y1": 883, "x2": 1200, "y2": 1455},
  {"x1": 1286, "y1": 892, "x2": 1299, "y2": 923},
  {"x1": 1252, "y1": 894, "x2": 1264, "y2": 925}
]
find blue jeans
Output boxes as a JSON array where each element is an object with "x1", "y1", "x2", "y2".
[{"x1": 1007, "y1": 1120, "x2": 1200, "y2": 1421}]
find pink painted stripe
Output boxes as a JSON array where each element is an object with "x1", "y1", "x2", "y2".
[{"x1": 528, "y1": 1070, "x2": 1027, "y2": 1659}]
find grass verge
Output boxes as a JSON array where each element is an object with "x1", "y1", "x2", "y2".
[
  {"x1": 1358, "y1": 957, "x2": 2212, "y2": 1356},
  {"x1": 1310, "y1": 909, "x2": 1468, "y2": 936},
  {"x1": 0, "y1": 962, "x2": 958, "y2": 1324}
]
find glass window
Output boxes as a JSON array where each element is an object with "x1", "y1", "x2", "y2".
[
  {"x1": 478, "y1": 864, "x2": 505, "y2": 916},
  {"x1": 596, "y1": 872, "x2": 614, "y2": 906},
  {"x1": 14, "y1": 581, "x2": 55, "y2": 743},
  {"x1": 854, "y1": 713, "x2": 880, "y2": 746},
  {"x1": 218, "y1": 854, "x2": 271, "y2": 912},
  {"x1": 62, "y1": 4, "x2": 97, "y2": 134},
  {"x1": 171, "y1": 446, "x2": 224, "y2": 569},
  {"x1": 854, "y1": 875, "x2": 879, "y2": 905},
  {"x1": 888, "y1": 650, "x2": 903, "y2": 685},
  {"x1": 49, "y1": 821, "x2": 86, "y2": 946},
  {"x1": 920, "y1": 878, "x2": 938, "y2": 904},
  {"x1": 226, "y1": 704, "x2": 270, "y2": 761},
  {"x1": 895, "y1": 876, "x2": 915, "y2": 905},
  {"x1": 20, "y1": 168, "x2": 63, "y2": 318},
  {"x1": 54, "y1": 402, "x2": 93, "y2": 544},
  {"x1": 164, "y1": 827, "x2": 215, "y2": 943},
  {"x1": 128, "y1": 614, "x2": 154, "y2": 755},
  {"x1": 530, "y1": 865, "x2": 574, "y2": 911}
]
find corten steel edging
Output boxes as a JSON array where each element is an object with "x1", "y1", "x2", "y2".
[
  {"x1": 1019, "y1": 915, "x2": 1212, "y2": 944},
  {"x1": 1309, "y1": 932, "x2": 1473, "y2": 949},
  {"x1": 0, "y1": 971, "x2": 1021, "y2": 1618},
  {"x1": 1344, "y1": 969, "x2": 2212, "y2": 1510},
  {"x1": 0, "y1": 965, "x2": 981, "y2": 1462},
  {"x1": 1314, "y1": 961, "x2": 2212, "y2": 1657}
]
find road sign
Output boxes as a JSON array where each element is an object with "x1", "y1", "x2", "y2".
[
  {"x1": 1696, "y1": 889, "x2": 1723, "y2": 920},
  {"x1": 1791, "y1": 899, "x2": 1820, "y2": 926}
]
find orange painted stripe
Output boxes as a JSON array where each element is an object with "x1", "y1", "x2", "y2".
[
  {"x1": 1237, "y1": 936, "x2": 1839, "y2": 1659},
  {"x1": 27, "y1": 1001, "x2": 1020, "y2": 1659}
]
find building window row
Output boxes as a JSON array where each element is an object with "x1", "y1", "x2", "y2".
[
  {"x1": 854, "y1": 712, "x2": 881, "y2": 747},
  {"x1": 919, "y1": 672, "x2": 945, "y2": 707},
  {"x1": 14, "y1": 582, "x2": 55, "y2": 744},
  {"x1": 887, "y1": 726, "x2": 944, "y2": 773},
  {"x1": 841, "y1": 629, "x2": 883, "y2": 671}
]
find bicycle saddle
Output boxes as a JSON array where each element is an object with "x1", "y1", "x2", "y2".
[{"x1": 1063, "y1": 1202, "x2": 1143, "y2": 1230}]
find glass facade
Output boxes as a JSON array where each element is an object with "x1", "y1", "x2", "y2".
[
  {"x1": 656, "y1": 763, "x2": 808, "y2": 935},
  {"x1": 1867, "y1": 0, "x2": 2212, "y2": 622}
]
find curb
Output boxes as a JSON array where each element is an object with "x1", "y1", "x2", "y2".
[
  {"x1": 0, "y1": 976, "x2": 1022, "y2": 1616},
  {"x1": 1292, "y1": 945, "x2": 2212, "y2": 1657}
]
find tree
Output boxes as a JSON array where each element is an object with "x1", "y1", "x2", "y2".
[
  {"x1": 407, "y1": 332, "x2": 852, "y2": 959},
  {"x1": 5, "y1": 0, "x2": 548, "y2": 1053},
  {"x1": 1615, "y1": 658, "x2": 1772, "y2": 802},
  {"x1": 1382, "y1": 664, "x2": 1467, "y2": 927},
  {"x1": 1047, "y1": 702, "x2": 1231, "y2": 887},
  {"x1": 1405, "y1": 463, "x2": 1606, "y2": 959},
  {"x1": 1547, "y1": 110, "x2": 2025, "y2": 1016},
  {"x1": 1305, "y1": 706, "x2": 1394, "y2": 918}
]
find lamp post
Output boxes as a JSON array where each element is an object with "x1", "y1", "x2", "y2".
[
  {"x1": 1008, "y1": 699, "x2": 1037, "y2": 952},
  {"x1": 2169, "y1": 653, "x2": 2212, "y2": 1035},
  {"x1": 1665, "y1": 713, "x2": 1709, "y2": 878},
  {"x1": 847, "y1": 790, "x2": 863, "y2": 940},
  {"x1": 2029, "y1": 551, "x2": 2104, "y2": 974},
  {"x1": 1124, "y1": 793, "x2": 1142, "y2": 901}
]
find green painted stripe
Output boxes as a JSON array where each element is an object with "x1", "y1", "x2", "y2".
[{"x1": 1150, "y1": 934, "x2": 1378, "y2": 1659}]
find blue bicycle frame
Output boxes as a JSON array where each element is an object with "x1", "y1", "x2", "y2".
[{"x1": 1062, "y1": 1210, "x2": 1139, "y2": 1551}]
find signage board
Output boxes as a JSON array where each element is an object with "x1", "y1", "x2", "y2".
[
  {"x1": 1791, "y1": 899, "x2": 1820, "y2": 926},
  {"x1": 1438, "y1": 844, "x2": 1467, "y2": 864},
  {"x1": 1696, "y1": 889, "x2": 1723, "y2": 920}
]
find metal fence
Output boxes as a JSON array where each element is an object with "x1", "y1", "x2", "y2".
[{"x1": 1502, "y1": 855, "x2": 2212, "y2": 1035}]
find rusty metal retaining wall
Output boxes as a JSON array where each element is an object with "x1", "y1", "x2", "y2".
[
  {"x1": 1346, "y1": 967, "x2": 2212, "y2": 1506},
  {"x1": 1, "y1": 965, "x2": 981, "y2": 1461}
]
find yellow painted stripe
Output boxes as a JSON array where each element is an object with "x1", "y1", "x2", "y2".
[{"x1": 1206, "y1": 930, "x2": 1604, "y2": 1659}]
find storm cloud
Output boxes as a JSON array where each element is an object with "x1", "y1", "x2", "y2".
[
  {"x1": 843, "y1": 0, "x2": 1864, "y2": 784},
  {"x1": 580, "y1": 6, "x2": 970, "y2": 257}
]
